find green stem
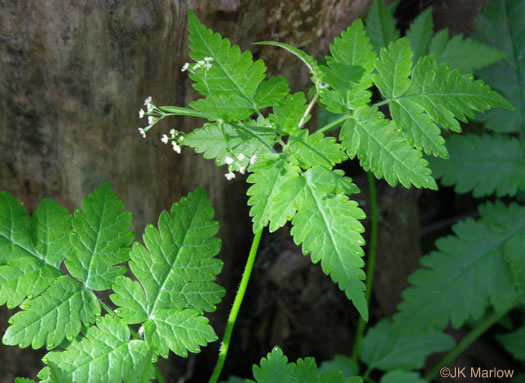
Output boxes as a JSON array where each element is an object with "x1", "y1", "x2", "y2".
[
  {"x1": 298, "y1": 92, "x2": 319, "y2": 128},
  {"x1": 424, "y1": 308, "x2": 511, "y2": 382},
  {"x1": 372, "y1": 99, "x2": 390, "y2": 108},
  {"x1": 209, "y1": 229, "x2": 264, "y2": 383},
  {"x1": 351, "y1": 173, "x2": 379, "y2": 360},
  {"x1": 317, "y1": 114, "x2": 352, "y2": 134}
]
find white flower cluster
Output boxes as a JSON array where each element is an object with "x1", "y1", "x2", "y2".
[
  {"x1": 160, "y1": 128, "x2": 185, "y2": 154},
  {"x1": 137, "y1": 96, "x2": 161, "y2": 138},
  {"x1": 181, "y1": 57, "x2": 214, "y2": 73},
  {"x1": 223, "y1": 153, "x2": 257, "y2": 181}
]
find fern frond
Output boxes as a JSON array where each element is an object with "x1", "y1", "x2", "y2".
[
  {"x1": 429, "y1": 134, "x2": 525, "y2": 197},
  {"x1": 340, "y1": 106, "x2": 437, "y2": 189},
  {"x1": 38, "y1": 316, "x2": 155, "y2": 383},
  {"x1": 393, "y1": 201, "x2": 522, "y2": 334},
  {"x1": 110, "y1": 189, "x2": 224, "y2": 358},
  {"x1": 473, "y1": 0, "x2": 524, "y2": 133},
  {"x1": 360, "y1": 319, "x2": 454, "y2": 371},
  {"x1": 188, "y1": 11, "x2": 266, "y2": 111},
  {"x1": 365, "y1": 0, "x2": 400, "y2": 52}
]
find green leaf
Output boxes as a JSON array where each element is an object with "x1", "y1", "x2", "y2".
[
  {"x1": 288, "y1": 130, "x2": 347, "y2": 170},
  {"x1": 188, "y1": 11, "x2": 265, "y2": 110},
  {"x1": 406, "y1": 7, "x2": 433, "y2": 63},
  {"x1": 433, "y1": 32, "x2": 508, "y2": 73},
  {"x1": 111, "y1": 189, "x2": 225, "y2": 357},
  {"x1": 289, "y1": 167, "x2": 368, "y2": 319},
  {"x1": 249, "y1": 347, "x2": 296, "y2": 383},
  {"x1": 365, "y1": 0, "x2": 400, "y2": 52},
  {"x1": 360, "y1": 319, "x2": 454, "y2": 371},
  {"x1": 429, "y1": 134, "x2": 525, "y2": 197},
  {"x1": 472, "y1": 0, "x2": 525, "y2": 133},
  {"x1": 0, "y1": 197, "x2": 67, "y2": 308},
  {"x1": 380, "y1": 371, "x2": 426, "y2": 383},
  {"x1": 320, "y1": 19, "x2": 376, "y2": 111},
  {"x1": 3, "y1": 276, "x2": 100, "y2": 350},
  {"x1": 66, "y1": 182, "x2": 133, "y2": 290},
  {"x1": 15, "y1": 378, "x2": 36, "y2": 383},
  {"x1": 254, "y1": 76, "x2": 290, "y2": 109},
  {"x1": 374, "y1": 38, "x2": 412, "y2": 99},
  {"x1": 341, "y1": 106, "x2": 437, "y2": 189},
  {"x1": 246, "y1": 155, "x2": 300, "y2": 233},
  {"x1": 184, "y1": 119, "x2": 276, "y2": 171},
  {"x1": 38, "y1": 316, "x2": 155, "y2": 383},
  {"x1": 190, "y1": 94, "x2": 254, "y2": 122},
  {"x1": 271, "y1": 92, "x2": 308, "y2": 135},
  {"x1": 497, "y1": 325, "x2": 525, "y2": 363},
  {"x1": 319, "y1": 355, "x2": 358, "y2": 379},
  {"x1": 393, "y1": 201, "x2": 522, "y2": 334},
  {"x1": 503, "y1": 235, "x2": 525, "y2": 300}
]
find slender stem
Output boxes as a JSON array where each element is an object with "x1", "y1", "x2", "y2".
[
  {"x1": 372, "y1": 99, "x2": 390, "y2": 108},
  {"x1": 351, "y1": 173, "x2": 379, "y2": 360},
  {"x1": 317, "y1": 114, "x2": 352, "y2": 134},
  {"x1": 298, "y1": 92, "x2": 319, "y2": 128},
  {"x1": 209, "y1": 229, "x2": 264, "y2": 383},
  {"x1": 424, "y1": 308, "x2": 511, "y2": 382}
]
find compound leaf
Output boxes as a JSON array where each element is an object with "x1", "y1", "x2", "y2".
[
  {"x1": 341, "y1": 106, "x2": 437, "y2": 189},
  {"x1": 289, "y1": 167, "x2": 368, "y2": 319},
  {"x1": 472, "y1": 0, "x2": 525, "y2": 133},
  {"x1": 365, "y1": 0, "x2": 400, "y2": 52},
  {"x1": 66, "y1": 182, "x2": 133, "y2": 291},
  {"x1": 393, "y1": 201, "x2": 522, "y2": 334},
  {"x1": 38, "y1": 316, "x2": 155, "y2": 383},
  {"x1": 429, "y1": 134, "x2": 525, "y2": 197},
  {"x1": 360, "y1": 319, "x2": 454, "y2": 371},
  {"x1": 188, "y1": 11, "x2": 265, "y2": 110},
  {"x1": 3, "y1": 276, "x2": 99, "y2": 350},
  {"x1": 111, "y1": 189, "x2": 224, "y2": 357}
]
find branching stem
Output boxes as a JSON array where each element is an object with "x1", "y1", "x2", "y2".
[
  {"x1": 209, "y1": 228, "x2": 264, "y2": 383},
  {"x1": 317, "y1": 114, "x2": 352, "y2": 134},
  {"x1": 351, "y1": 172, "x2": 378, "y2": 361},
  {"x1": 424, "y1": 308, "x2": 511, "y2": 382}
]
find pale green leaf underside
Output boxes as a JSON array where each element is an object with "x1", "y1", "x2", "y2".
[
  {"x1": 39, "y1": 316, "x2": 155, "y2": 383},
  {"x1": 144, "y1": 308, "x2": 217, "y2": 358},
  {"x1": 394, "y1": 201, "x2": 522, "y2": 334},
  {"x1": 473, "y1": 0, "x2": 525, "y2": 133},
  {"x1": 430, "y1": 134, "x2": 525, "y2": 197},
  {"x1": 3, "y1": 276, "x2": 100, "y2": 350},
  {"x1": 66, "y1": 182, "x2": 133, "y2": 291},
  {"x1": 360, "y1": 319, "x2": 454, "y2": 371},
  {"x1": 341, "y1": 106, "x2": 437, "y2": 189}
]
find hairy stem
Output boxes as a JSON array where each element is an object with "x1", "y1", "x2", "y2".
[
  {"x1": 424, "y1": 308, "x2": 511, "y2": 382},
  {"x1": 209, "y1": 228, "x2": 264, "y2": 383},
  {"x1": 351, "y1": 173, "x2": 379, "y2": 360},
  {"x1": 298, "y1": 92, "x2": 319, "y2": 128}
]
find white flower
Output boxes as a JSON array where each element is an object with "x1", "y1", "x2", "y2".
[
  {"x1": 161, "y1": 134, "x2": 169, "y2": 144},
  {"x1": 170, "y1": 129, "x2": 176, "y2": 136},
  {"x1": 204, "y1": 57, "x2": 214, "y2": 62},
  {"x1": 250, "y1": 154, "x2": 257, "y2": 165},
  {"x1": 138, "y1": 128, "x2": 146, "y2": 138},
  {"x1": 139, "y1": 109, "x2": 145, "y2": 119},
  {"x1": 225, "y1": 172, "x2": 236, "y2": 181},
  {"x1": 172, "y1": 141, "x2": 181, "y2": 153},
  {"x1": 181, "y1": 62, "x2": 190, "y2": 72},
  {"x1": 148, "y1": 116, "x2": 155, "y2": 126},
  {"x1": 198, "y1": 60, "x2": 205, "y2": 65},
  {"x1": 193, "y1": 63, "x2": 201, "y2": 70},
  {"x1": 144, "y1": 96, "x2": 152, "y2": 106},
  {"x1": 239, "y1": 166, "x2": 246, "y2": 174},
  {"x1": 138, "y1": 326, "x2": 145, "y2": 339},
  {"x1": 237, "y1": 153, "x2": 246, "y2": 161},
  {"x1": 178, "y1": 135, "x2": 184, "y2": 142},
  {"x1": 225, "y1": 156, "x2": 234, "y2": 165}
]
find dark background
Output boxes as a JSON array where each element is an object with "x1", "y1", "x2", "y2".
[{"x1": 0, "y1": 0, "x2": 500, "y2": 381}]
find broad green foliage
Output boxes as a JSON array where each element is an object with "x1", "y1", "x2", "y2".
[
  {"x1": 497, "y1": 325, "x2": 525, "y2": 363},
  {"x1": 111, "y1": 188, "x2": 224, "y2": 358},
  {"x1": 245, "y1": 347, "x2": 362, "y2": 383},
  {"x1": 0, "y1": 185, "x2": 224, "y2": 382},
  {"x1": 360, "y1": 319, "x2": 454, "y2": 371},
  {"x1": 394, "y1": 202, "x2": 523, "y2": 334},
  {"x1": 430, "y1": 134, "x2": 525, "y2": 197}
]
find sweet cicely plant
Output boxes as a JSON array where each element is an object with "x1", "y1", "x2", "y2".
[{"x1": 2, "y1": 1, "x2": 513, "y2": 382}]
